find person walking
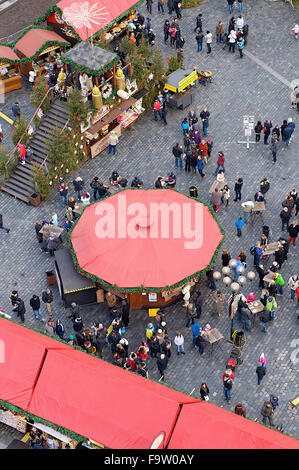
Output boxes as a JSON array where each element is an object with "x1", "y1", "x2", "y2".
[
  {"x1": 108, "y1": 130, "x2": 119, "y2": 155},
  {"x1": 158, "y1": 0, "x2": 165, "y2": 13},
  {"x1": 227, "y1": 0, "x2": 234, "y2": 14},
  {"x1": 213, "y1": 290, "x2": 225, "y2": 317},
  {"x1": 164, "y1": 19, "x2": 170, "y2": 43},
  {"x1": 261, "y1": 401, "x2": 275, "y2": 427},
  {"x1": 269, "y1": 136, "x2": 278, "y2": 164},
  {"x1": 194, "y1": 13, "x2": 203, "y2": 33},
  {"x1": 215, "y1": 151, "x2": 225, "y2": 175},
  {"x1": 288, "y1": 221, "x2": 299, "y2": 246},
  {"x1": 238, "y1": 0, "x2": 243, "y2": 13},
  {"x1": 274, "y1": 273, "x2": 285, "y2": 297},
  {"x1": 237, "y1": 35, "x2": 245, "y2": 58},
  {"x1": 235, "y1": 216, "x2": 245, "y2": 237},
  {"x1": 167, "y1": 0, "x2": 174, "y2": 14},
  {"x1": 194, "y1": 291, "x2": 203, "y2": 318},
  {"x1": 191, "y1": 320, "x2": 200, "y2": 346},
  {"x1": 234, "y1": 403, "x2": 246, "y2": 417},
  {"x1": 200, "y1": 107, "x2": 210, "y2": 136},
  {"x1": 58, "y1": 177, "x2": 68, "y2": 206},
  {"x1": 196, "y1": 31, "x2": 204, "y2": 52},
  {"x1": 11, "y1": 102, "x2": 20, "y2": 125},
  {"x1": 146, "y1": 0, "x2": 152, "y2": 13},
  {"x1": 0, "y1": 213, "x2": 10, "y2": 234},
  {"x1": 234, "y1": 178, "x2": 243, "y2": 201},
  {"x1": 283, "y1": 118, "x2": 296, "y2": 147},
  {"x1": 16, "y1": 298, "x2": 26, "y2": 323},
  {"x1": 254, "y1": 121, "x2": 263, "y2": 142},
  {"x1": 212, "y1": 188, "x2": 222, "y2": 213},
  {"x1": 29, "y1": 294, "x2": 44, "y2": 321},
  {"x1": 198, "y1": 139, "x2": 208, "y2": 165},
  {"x1": 221, "y1": 249, "x2": 231, "y2": 267},
  {"x1": 197, "y1": 156, "x2": 205, "y2": 179},
  {"x1": 195, "y1": 328, "x2": 208, "y2": 355},
  {"x1": 256, "y1": 353, "x2": 267, "y2": 385},
  {"x1": 157, "y1": 353, "x2": 168, "y2": 381},
  {"x1": 222, "y1": 369, "x2": 234, "y2": 403},
  {"x1": 240, "y1": 306, "x2": 251, "y2": 331},
  {"x1": 280, "y1": 207, "x2": 291, "y2": 232},
  {"x1": 200, "y1": 383, "x2": 209, "y2": 401},
  {"x1": 205, "y1": 30, "x2": 212, "y2": 54},
  {"x1": 174, "y1": 332, "x2": 185, "y2": 355},
  {"x1": 216, "y1": 20, "x2": 224, "y2": 42},
  {"x1": 221, "y1": 185, "x2": 230, "y2": 206},
  {"x1": 73, "y1": 176, "x2": 84, "y2": 200},
  {"x1": 55, "y1": 319, "x2": 65, "y2": 340},
  {"x1": 17, "y1": 143, "x2": 26, "y2": 165},
  {"x1": 228, "y1": 29, "x2": 236, "y2": 52},
  {"x1": 241, "y1": 200, "x2": 254, "y2": 224},
  {"x1": 42, "y1": 288, "x2": 54, "y2": 316},
  {"x1": 263, "y1": 120, "x2": 272, "y2": 145}
]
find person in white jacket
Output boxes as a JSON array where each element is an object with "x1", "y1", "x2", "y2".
[
  {"x1": 108, "y1": 131, "x2": 119, "y2": 155},
  {"x1": 228, "y1": 29, "x2": 237, "y2": 53},
  {"x1": 174, "y1": 332, "x2": 185, "y2": 355},
  {"x1": 205, "y1": 30, "x2": 212, "y2": 54},
  {"x1": 236, "y1": 15, "x2": 244, "y2": 31}
]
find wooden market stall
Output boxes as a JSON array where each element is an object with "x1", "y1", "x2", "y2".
[
  {"x1": 0, "y1": 46, "x2": 22, "y2": 94},
  {"x1": 14, "y1": 28, "x2": 70, "y2": 79},
  {"x1": 35, "y1": 0, "x2": 145, "y2": 42},
  {"x1": 165, "y1": 68, "x2": 198, "y2": 110},
  {"x1": 69, "y1": 189, "x2": 225, "y2": 310},
  {"x1": 61, "y1": 41, "x2": 143, "y2": 158}
]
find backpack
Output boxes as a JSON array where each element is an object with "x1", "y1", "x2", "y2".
[
  {"x1": 250, "y1": 246, "x2": 256, "y2": 256},
  {"x1": 276, "y1": 274, "x2": 285, "y2": 286},
  {"x1": 224, "y1": 376, "x2": 233, "y2": 390}
]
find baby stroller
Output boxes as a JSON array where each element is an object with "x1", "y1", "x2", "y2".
[{"x1": 226, "y1": 347, "x2": 243, "y2": 372}]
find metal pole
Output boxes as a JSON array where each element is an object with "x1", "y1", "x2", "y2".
[{"x1": 230, "y1": 292, "x2": 235, "y2": 340}]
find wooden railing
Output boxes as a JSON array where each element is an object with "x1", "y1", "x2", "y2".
[{"x1": 5, "y1": 87, "x2": 51, "y2": 168}]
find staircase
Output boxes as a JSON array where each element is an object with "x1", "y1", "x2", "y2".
[{"x1": 1, "y1": 101, "x2": 69, "y2": 203}]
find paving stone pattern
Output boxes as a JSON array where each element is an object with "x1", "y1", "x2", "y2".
[{"x1": 0, "y1": 0, "x2": 298, "y2": 441}]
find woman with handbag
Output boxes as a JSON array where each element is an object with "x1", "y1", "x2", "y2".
[{"x1": 200, "y1": 383, "x2": 210, "y2": 401}]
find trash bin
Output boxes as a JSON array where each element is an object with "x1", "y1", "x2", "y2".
[
  {"x1": 46, "y1": 270, "x2": 56, "y2": 286},
  {"x1": 30, "y1": 193, "x2": 41, "y2": 206}
]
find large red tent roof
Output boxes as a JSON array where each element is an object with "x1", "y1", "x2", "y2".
[
  {"x1": 28, "y1": 348, "x2": 196, "y2": 448},
  {"x1": 0, "y1": 317, "x2": 298, "y2": 448},
  {"x1": 56, "y1": 0, "x2": 143, "y2": 40},
  {"x1": 70, "y1": 189, "x2": 224, "y2": 290},
  {"x1": 168, "y1": 402, "x2": 299, "y2": 449}
]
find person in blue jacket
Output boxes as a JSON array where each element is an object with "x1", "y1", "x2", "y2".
[
  {"x1": 192, "y1": 321, "x2": 201, "y2": 347},
  {"x1": 235, "y1": 217, "x2": 244, "y2": 237},
  {"x1": 283, "y1": 118, "x2": 295, "y2": 147},
  {"x1": 237, "y1": 36, "x2": 245, "y2": 58},
  {"x1": 181, "y1": 117, "x2": 189, "y2": 135}
]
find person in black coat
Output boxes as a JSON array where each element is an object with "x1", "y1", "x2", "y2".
[
  {"x1": 121, "y1": 300, "x2": 130, "y2": 327},
  {"x1": 35, "y1": 221, "x2": 43, "y2": 243},
  {"x1": 149, "y1": 335, "x2": 161, "y2": 358},
  {"x1": 194, "y1": 13, "x2": 203, "y2": 33},
  {"x1": 164, "y1": 20, "x2": 170, "y2": 43},
  {"x1": 254, "y1": 121, "x2": 263, "y2": 142},
  {"x1": 10, "y1": 290, "x2": 19, "y2": 311},
  {"x1": 195, "y1": 330, "x2": 208, "y2": 355},
  {"x1": 194, "y1": 291, "x2": 203, "y2": 318},
  {"x1": 274, "y1": 247, "x2": 285, "y2": 269},
  {"x1": 221, "y1": 249, "x2": 231, "y2": 267},
  {"x1": 256, "y1": 364, "x2": 266, "y2": 385},
  {"x1": 73, "y1": 316, "x2": 84, "y2": 332},
  {"x1": 287, "y1": 222, "x2": 299, "y2": 245},
  {"x1": 73, "y1": 177, "x2": 84, "y2": 200},
  {"x1": 157, "y1": 353, "x2": 168, "y2": 380},
  {"x1": 263, "y1": 120, "x2": 272, "y2": 145},
  {"x1": 280, "y1": 208, "x2": 291, "y2": 231},
  {"x1": 16, "y1": 299, "x2": 25, "y2": 323},
  {"x1": 256, "y1": 265, "x2": 265, "y2": 288}
]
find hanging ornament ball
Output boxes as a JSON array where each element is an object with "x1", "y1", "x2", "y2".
[
  {"x1": 223, "y1": 276, "x2": 232, "y2": 286},
  {"x1": 238, "y1": 275, "x2": 246, "y2": 286},
  {"x1": 247, "y1": 271, "x2": 256, "y2": 281},
  {"x1": 237, "y1": 264, "x2": 245, "y2": 274},
  {"x1": 229, "y1": 259, "x2": 238, "y2": 269},
  {"x1": 222, "y1": 266, "x2": 231, "y2": 275},
  {"x1": 213, "y1": 271, "x2": 221, "y2": 281},
  {"x1": 231, "y1": 282, "x2": 240, "y2": 293}
]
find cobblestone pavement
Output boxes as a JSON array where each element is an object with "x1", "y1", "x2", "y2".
[{"x1": 0, "y1": 0, "x2": 298, "y2": 441}]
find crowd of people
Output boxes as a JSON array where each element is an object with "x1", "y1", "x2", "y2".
[{"x1": 1, "y1": 0, "x2": 298, "y2": 440}]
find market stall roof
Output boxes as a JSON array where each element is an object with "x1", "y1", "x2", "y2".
[
  {"x1": 69, "y1": 189, "x2": 224, "y2": 291},
  {"x1": 14, "y1": 27, "x2": 70, "y2": 58},
  {"x1": 54, "y1": 248, "x2": 95, "y2": 294},
  {"x1": 168, "y1": 401, "x2": 299, "y2": 449},
  {"x1": 165, "y1": 68, "x2": 198, "y2": 93},
  {"x1": 28, "y1": 348, "x2": 196, "y2": 449},
  {"x1": 0, "y1": 45, "x2": 20, "y2": 64},
  {"x1": 61, "y1": 41, "x2": 117, "y2": 75},
  {"x1": 54, "y1": 0, "x2": 144, "y2": 41},
  {"x1": 0, "y1": 317, "x2": 68, "y2": 410}
]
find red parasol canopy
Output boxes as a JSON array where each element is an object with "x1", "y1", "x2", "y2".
[{"x1": 69, "y1": 189, "x2": 224, "y2": 291}]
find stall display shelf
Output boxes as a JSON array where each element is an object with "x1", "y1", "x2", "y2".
[
  {"x1": 0, "y1": 409, "x2": 27, "y2": 433},
  {"x1": 118, "y1": 109, "x2": 138, "y2": 128}
]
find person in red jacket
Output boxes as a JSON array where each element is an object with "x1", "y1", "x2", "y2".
[
  {"x1": 17, "y1": 143, "x2": 26, "y2": 165},
  {"x1": 198, "y1": 139, "x2": 208, "y2": 164},
  {"x1": 215, "y1": 151, "x2": 226, "y2": 175}
]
